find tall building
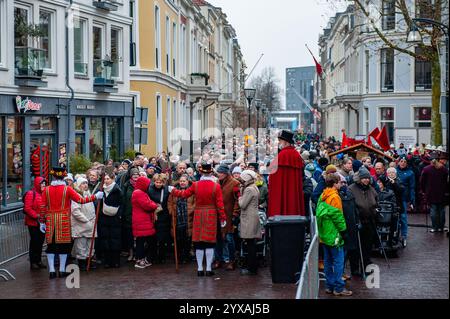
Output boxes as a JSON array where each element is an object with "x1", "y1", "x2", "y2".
[
  {"x1": 0, "y1": 0, "x2": 133, "y2": 209},
  {"x1": 286, "y1": 66, "x2": 315, "y2": 131},
  {"x1": 317, "y1": 1, "x2": 448, "y2": 144}
]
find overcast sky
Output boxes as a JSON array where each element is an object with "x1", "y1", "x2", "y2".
[{"x1": 209, "y1": 0, "x2": 348, "y2": 107}]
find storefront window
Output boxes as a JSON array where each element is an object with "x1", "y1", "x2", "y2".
[
  {"x1": 89, "y1": 118, "x2": 104, "y2": 163},
  {"x1": 30, "y1": 116, "x2": 55, "y2": 130},
  {"x1": 75, "y1": 134, "x2": 84, "y2": 156},
  {"x1": 75, "y1": 116, "x2": 85, "y2": 130},
  {"x1": 6, "y1": 117, "x2": 24, "y2": 204},
  {"x1": 107, "y1": 118, "x2": 120, "y2": 161}
]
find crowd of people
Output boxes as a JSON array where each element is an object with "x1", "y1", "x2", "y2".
[{"x1": 22, "y1": 129, "x2": 448, "y2": 298}]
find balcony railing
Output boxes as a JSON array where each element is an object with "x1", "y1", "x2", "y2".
[
  {"x1": 335, "y1": 82, "x2": 361, "y2": 97},
  {"x1": 93, "y1": 0, "x2": 119, "y2": 11},
  {"x1": 93, "y1": 59, "x2": 117, "y2": 93},
  {"x1": 190, "y1": 73, "x2": 209, "y2": 86},
  {"x1": 14, "y1": 46, "x2": 47, "y2": 87}
]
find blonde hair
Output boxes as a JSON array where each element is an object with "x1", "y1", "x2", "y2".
[{"x1": 153, "y1": 173, "x2": 168, "y2": 183}]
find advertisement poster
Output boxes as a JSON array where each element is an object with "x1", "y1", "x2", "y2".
[
  {"x1": 59, "y1": 143, "x2": 67, "y2": 168},
  {"x1": 12, "y1": 142, "x2": 23, "y2": 175}
]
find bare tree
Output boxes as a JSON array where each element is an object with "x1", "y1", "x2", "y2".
[
  {"x1": 342, "y1": 0, "x2": 448, "y2": 145},
  {"x1": 249, "y1": 67, "x2": 282, "y2": 113}
]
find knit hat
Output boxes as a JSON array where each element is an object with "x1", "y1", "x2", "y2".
[
  {"x1": 301, "y1": 151, "x2": 310, "y2": 162},
  {"x1": 232, "y1": 167, "x2": 242, "y2": 174},
  {"x1": 64, "y1": 173, "x2": 74, "y2": 182},
  {"x1": 241, "y1": 170, "x2": 257, "y2": 182},
  {"x1": 146, "y1": 164, "x2": 156, "y2": 170},
  {"x1": 75, "y1": 177, "x2": 88, "y2": 189},
  {"x1": 305, "y1": 163, "x2": 316, "y2": 172},
  {"x1": 358, "y1": 167, "x2": 371, "y2": 180},
  {"x1": 325, "y1": 164, "x2": 337, "y2": 174},
  {"x1": 352, "y1": 160, "x2": 363, "y2": 173},
  {"x1": 318, "y1": 157, "x2": 329, "y2": 167},
  {"x1": 130, "y1": 167, "x2": 140, "y2": 177},
  {"x1": 216, "y1": 164, "x2": 230, "y2": 174}
]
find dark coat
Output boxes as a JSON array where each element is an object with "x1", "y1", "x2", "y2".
[
  {"x1": 397, "y1": 167, "x2": 416, "y2": 204},
  {"x1": 303, "y1": 176, "x2": 313, "y2": 216},
  {"x1": 148, "y1": 184, "x2": 171, "y2": 242},
  {"x1": 98, "y1": 183, "x2": 123, "y2": 252},
  {"x1": 340, "y1": 189, "x2": 360, "y2": 251},
  {"x1": 121, "y1": 181, "x2": 135, "y2": 229},
  {"x1": 382, "y1": 177, "x2": 404, "y2": 213},
  {"x1": 420, "y1": 164, "x2": 449, "y2": 204},
  {"x1": 348, "y1": 183, "x2": 378, "y2": 225}
]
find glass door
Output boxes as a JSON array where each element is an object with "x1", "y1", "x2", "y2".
[{"x1": 30, "y1": 135, "x2": 54, "y2": 183}]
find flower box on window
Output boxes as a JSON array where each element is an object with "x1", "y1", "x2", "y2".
[{"x1": 14, "y1": 46, "x2": 47, "y2": 87}]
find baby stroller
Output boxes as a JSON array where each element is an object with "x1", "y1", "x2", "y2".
[
  {"x1": 374, "y1": 201, "x2": 401, "y2": 256},
  {"x1": 238, "y1": 209, "x2": 268, "y2": 268}
]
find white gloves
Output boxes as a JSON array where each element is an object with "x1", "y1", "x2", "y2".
[
  {"x1": 39, "y1": 223, "x2": 46, "y2": 234},
  {"x1": 221, "y1": 221, "x2": 227, "y2": 228},
  {"x1": 168, "y1": 186, "x2": 174, "y2": 193},
  {"x1": 95, "y1": 191, "x2": 104, "y2": 200}
]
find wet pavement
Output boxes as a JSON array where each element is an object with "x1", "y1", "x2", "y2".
[
  {"x1": 1, "y1": 213, "x2": 448, "y2": 299},
  {"x1": 319, "y1": 213, "x2": 449, "y2": 299},
  {"x1": 0, "y1": 251, "x2": 296, "y2": 299}
]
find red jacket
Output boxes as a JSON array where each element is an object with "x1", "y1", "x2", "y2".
[
  {"x1": 171, "y1": 179, "x2": 226, "y2": 243},
  {"x1": 23, "y1": 177, "x2": 44, "y2": 227},
  {"x1": 132, "y1": 177, "x2": 159, "y2": 237}
]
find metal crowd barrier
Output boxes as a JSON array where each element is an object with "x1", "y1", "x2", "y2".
[
  {"x1": 0, "y1": 208, "x2": 29, "y2": 281},
  {"x1": 296, "y1": 215, "x2": 320, "y2": 299}
]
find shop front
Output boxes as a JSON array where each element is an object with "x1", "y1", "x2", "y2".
[{"x1": 0, "y1": 94, "x2": 133, "y2": 211}]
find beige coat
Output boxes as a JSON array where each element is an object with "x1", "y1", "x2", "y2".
[
  {"x1": 71, "y1": 191, "x2": 97, "y2": 238},
  {"x1": 238, "y1": 183, "x2": 262, "y2": 239}
]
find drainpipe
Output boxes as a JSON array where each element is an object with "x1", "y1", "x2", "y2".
[{"x1": 65, "y1": 1, "x2": 75, "y2": 172}]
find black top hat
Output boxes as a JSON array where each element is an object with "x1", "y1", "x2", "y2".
[
  {"x1": 50, "y1": 166, "x2": 68, "y2": 179},
  {"x1": 278, "y1": 130, "x2": 295, "y2": 144},
  {"x1": 199, "y1": 163, "x2": 213, "y2": 174}
]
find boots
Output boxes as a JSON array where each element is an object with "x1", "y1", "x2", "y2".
[{"x1": 77, "y1": 259, "x2": 87, "y2": 271}]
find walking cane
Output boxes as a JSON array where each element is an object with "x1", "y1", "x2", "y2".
[
  {"x1": 357, "y1": 229, "x2": 366, "y2": 281},
  {"x1": 87, "y1": 171, "x2": 105, "y2": 272}
]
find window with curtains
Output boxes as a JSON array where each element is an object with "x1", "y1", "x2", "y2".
[
  {"x1": 380, "y1": 48, "x2": 394, "y2": 92},
  {"x1": 413, "y1": 107, "x2": 431, "y2": 127}
]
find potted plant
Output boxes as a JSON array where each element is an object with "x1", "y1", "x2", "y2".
[{"x1": 14, "y1": 12, "x2": 46, "y2": 77}]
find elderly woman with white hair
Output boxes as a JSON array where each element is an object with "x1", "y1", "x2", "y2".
[
  {"x1": 71, "y1": 177, "x2": 97, "y2": 271},
  {"x1": 384, "y1": 167, "x2": 405, "y2": 217},
  {"x1": 238, "y1": 170, "x2": 262, "y2": 276}
]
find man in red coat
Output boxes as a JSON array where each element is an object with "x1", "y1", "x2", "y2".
[
  {"x1": 40, "y1": 167, "x2": 104, "y2": 279},
  {"x1": 267, "y1": 130, "x2": 305, "y2": 217},
  {"x1": 169, "y1": 163, "x2": 227, "y2": 277}
]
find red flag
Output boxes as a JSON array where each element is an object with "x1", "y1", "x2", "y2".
[
  {"x1": 367, "y1": 127, "x2": 380, "y2": 146},
  {"x1": 375, "y1": 126, "x2": 390, "y2": 151},
  {"x1": 342, "y1": 132, "x2": 349, "y2": 149},
  {"x1": 306, "y1": 45, "x2": 323, "y2": 78}
]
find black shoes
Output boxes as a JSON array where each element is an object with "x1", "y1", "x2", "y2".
[
  {"x1": 49, "y1": 272, "x2": 57, "y2": 279},
  {"x1": 197, "y1": 271, "x2": 205, "y2": 277}
]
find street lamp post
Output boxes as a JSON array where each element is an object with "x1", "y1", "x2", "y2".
[
  {"x1": 407, "y1": 18, "x2": 449, "y2": 148},
  {"x1": 255, "y1": 100, "x2": 262, "y2": 162},
  {"x1": 244, "y1": 88, "x2": 256, "y2": 163}
]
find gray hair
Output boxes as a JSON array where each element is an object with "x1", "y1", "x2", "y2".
[{"x1": 386, "y1": 167, "x2": 397, "y2": 176}]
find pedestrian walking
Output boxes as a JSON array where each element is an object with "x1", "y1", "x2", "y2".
[
  {"x1": 397, "y1": 156, "x2": 416, "y2": 247},
  {"x1": 23, "y1": 176, "x2": 47, "y2": 270}
]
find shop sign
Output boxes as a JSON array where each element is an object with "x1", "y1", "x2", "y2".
[
  {"x1": 15, "y1": 96, "x2": 42, "y2": 113},
  {"x1": 76, "y1": 105, "x2": 96, "y2": 110}
]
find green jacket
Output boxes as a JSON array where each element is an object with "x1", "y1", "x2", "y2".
[{"x1": 316, "y1": 195, "x2": 347, "y2": 247}]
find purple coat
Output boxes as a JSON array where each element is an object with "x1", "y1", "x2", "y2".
[{"x1": 420, "y1": 164, "x2": 449, "y2": 204}]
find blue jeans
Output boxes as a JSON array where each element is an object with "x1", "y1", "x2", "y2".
[
  {"x1": 430, "y1": 204, "x2": 446, "y2": 230},
  {"x1": 215, "y1": 233, "x2": 236, "y2": 263},
  {"x1": 400, "y1": 201, "x2": 409, "y2": 238},
  {"x1": 323, "y1": 245, "x2": 345, "y2": 293}
]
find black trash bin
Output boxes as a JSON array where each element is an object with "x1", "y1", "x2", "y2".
[{"x1": 266, "y1": 215, "x2": 307, "y2": 283}]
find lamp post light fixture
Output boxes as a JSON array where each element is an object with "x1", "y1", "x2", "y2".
[
  {"x1": 407, "y1": 17, "x2": 449, "y2": 147},
  {"x1": 244, "y1": 88, "x2": 256, "y2": 162}
]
